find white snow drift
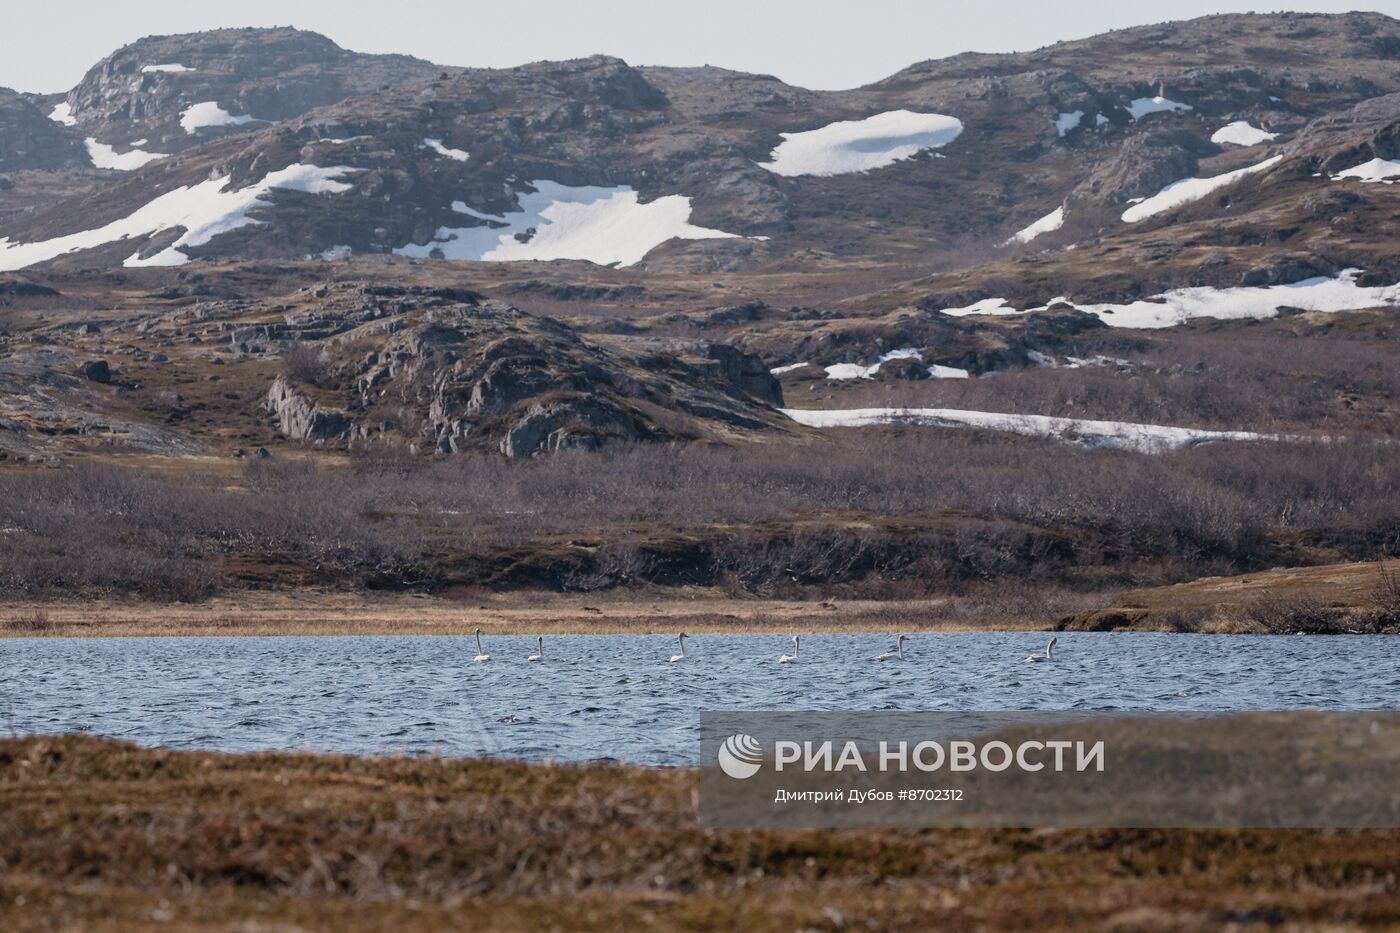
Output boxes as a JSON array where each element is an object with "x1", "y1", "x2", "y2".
[
  {"x1": 1125, "y1": 96, "x2": 1193, "y2": 120},
  {"x1": 84, "y1": 138, "x2": 168, "y2": 171},
  {"x1": 48, "y1": 102, "x2": 76, "y2": 126},
  {"x1": 783, "y1": 407, "x2": 1271, "y2": 454},
  {"x1": 1211, "y1": 121, "x2": 1277, "y2": 147},
  {"x1": 1055, "y1": 111, "x2": 1084, "y2": 136},
  {"x1": 1332, "y1": 157, "x2": 1400, "y2": 183},
  {"x1": 770, "y1": 362, "x2": 811, "y2": 375},
  {"x1": 396, "y1": 181, "x2": 742, "y2": 267},
  {"x1": 757, "y1": 110, "x2": 963, "y2": 177},
  {"x1": 1004, "y1": 206, "x2": 1065, "y2": 245},
  {"x1": 940, "y1": 297, "x2": 1023, "y2": 317},
  {"x1": 0, "y1": 164, "x2": 358, "y2": 271},
  {"x1": 422, "y1": 138, "x2": 469, "y2": 162},
  {"x1": 1121, "y1": 155, "x2": 1281, "y2": 223},
  {"x1": 933, "y1": 269, "x2": 1400, "y2": 330},
  {"x1": 141, "y1": 63, "x2": 194, "y2": 73},
  {"x1": 180, "y1": 102, "x2": 261, "y2": 134},
  {"x1": 824, "y1": 348, "x2": 967, "y2": 380}
]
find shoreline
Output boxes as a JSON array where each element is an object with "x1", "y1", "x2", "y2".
[{"x1": 0, "y1": 591, "x2": 1048, "y2": 638}]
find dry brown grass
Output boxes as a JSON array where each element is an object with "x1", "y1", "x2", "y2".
[
  {"x1": 0, "y1": 590, "x2": 1055, "y2": 638},
  {"x1": 1059, "y1": 560, "x2": 1400, "y2": 633},
  {"x1": 0, "y1": 735, "x2": 1397, "y2": 931}
]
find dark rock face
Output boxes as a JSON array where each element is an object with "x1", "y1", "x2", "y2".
[
  {"x1": 0, "y1": 89, "x2": 86, "y2": 172},
  {"x1": 79, "y1": 359, "x2": 110, "y2": 383},
  {"x1": 253, "y1": 285, "x2": 786, "y2": 457},
  {"x1": 1072, "y1": 129, "x2": 1221, "y2": 208},
  {"x1": 702, "y1": 344, "x2": 783, "y2": 406}
]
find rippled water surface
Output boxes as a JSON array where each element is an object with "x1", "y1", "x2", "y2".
[{"x1": 4, "y1": 633, "x2": 1396, "y2": 764}]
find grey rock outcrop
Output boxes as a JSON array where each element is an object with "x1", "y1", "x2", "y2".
[{"x1": 265, "y1": 374, "x2": 351, "y2": 443}]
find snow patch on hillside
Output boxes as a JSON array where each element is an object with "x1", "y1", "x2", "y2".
[
  {"x1": 1055, "y1": 111, "x2": 1084, "y2": 136},
  {"x1": 141, "y1": 63, "x2": 194, "y2": 73},
  {"x1": 770, "y1": 362, "x2": 811, "y2": 375},
  {"x1": 932, "y1": 270, "x2": 1400, "y2": 329},
  {"x1": 758, "y1": 110, "x2": 963, "y2": 177},
  {"x1": 1121, "y1": 155, "x2": 1281, "y2": 222},
  {"x1": 422, "y1": 138, "x2": 469, "y2": 162},
  {"x1": 824, "y1": 348, "x2": 923, "y2": 380},
  {"x1": 940, "y1": 297, "x2": 1022, "y2": 317},
  {"x1": 783, "y1": 407, "x2": 1272, "y2": 453},
  {"x1": 85, "y1": 138, "x2": 168, "y2": 171},
  {"x1": 1004, "y1": 206, "x2": 1065, "y2": 245},
  {"x1": 1332, "y1": 157, "x2": 1400, "y2": 183},
  {"x1": 1126, "y1": 96, "x2": 1192, "y2": 120},
  {"x1": 180, "y1": 102, "x2": 261, "y2": 134},
  {"x1": 0, "y1": 164, "x2": 359, "y2": 271},
  {"x1": 48, "y1": 102, "x2": 76, "y2": 126},
  {"x1": 1211, "y1": 121, "x2": 1277, "y2": 146},
  {"x1": 396, "y1": 181, "x2": 741, "y2": 267}
]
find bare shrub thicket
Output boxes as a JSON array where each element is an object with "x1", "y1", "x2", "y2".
[
  {"x1": 865, "y1": 328, "x2": 1400, "y2": 436},
  {"x1": 1246, "y1": 595, "x2": 1345, "y2": 634},
  {"x1": 0, "y1": 431, "x2": 1396, "y2": 600}
]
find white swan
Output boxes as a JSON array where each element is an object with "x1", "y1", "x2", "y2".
[
  {"x1": 527, "y1": 635, "x2": 544, "y2": 662},
  {"x1": 669, "y1": 632, "x2": 688, "y2": 663},
  {"x1": 779, "y1": 635, "x2": 799, "y2": 664},
  {"x1": 472, "y1": 628, "x2": 490, "y2": 663},
  {"x1": 1025, "y1": 636, "x2": 1057, "y2": 663},
  {"x1": 874, "y1": 634, "x2": 907, "y2": 662}
]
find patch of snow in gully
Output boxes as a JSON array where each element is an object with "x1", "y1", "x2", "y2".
[
  {"x1": 1004, "y1": 206, "x2": 1064, "y2": 245},
  {"x1": 1122, "y1": 156, "x2": 1281, "y2": 222},
  {"x1": 932, "y1": 270, "x2": 1400, "y2": 329},
  {"x1": 1332, "y1": 158, "x2": 1400, "y2": 183},
  {"x1": 824, "y1": 348, "x2": 923, "y2": 380},
  {"x1": 770, "y1": 362, "x2": 811, "y2": 375},
  {"x1": 422, "y1": 138, "x2": 469, "y2": 162},
  {"x1": 1125, "y1": 96, "x2": 1192, "y2": 120},
  {"x1": 396, "y1": 181, "x2": 741, "y2": 267},
  {"x1": 1055, "y1": 111, "x2": 1084, "y2": 136},
  {"x1": 48, "y1": 102, "x2": 76, "y2": 126},
  {"x1": 84, "y1": 138, "x2": 168, "y2": 171},
  {"x1": 180, "y1": 102, "x2": 261, "y2": 134},
  {"x1": 1211, "y1": 121, "x2": 1277, "y2": 147},
  {"x1": 783, "y1": 407, "x2": 1272, "y2": 453},
  {"x1": 757, "y1": 110, "x2": 963, "y2": 177},
  {"x1": 0, "y1": 164, "x2": 358, "y2": 271},
  {"x1": 940, "y1": 297, "x2": 1024, "y2": 317},
  {"x1": 141, "y1": 63, "x2": 194, "y2": 73}
]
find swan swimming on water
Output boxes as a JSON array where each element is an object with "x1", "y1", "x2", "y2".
[
  {"x1": 473, "y1": 628, "x2": 490, "y2": 663},
  {"x1": 527, "y1": 636, "x2": 544, "y2": 662},
  {"x1": 1025, "y1": 636, "x2": 1057, "y2": 663},
  {"x1": 669, "y1": 632, "x2": 688, "y2": 663},
  {"x1": 874, "y1": 634, "x2": 907, "y2": 662},
  {"x1": 779, "y1": 635, "x2": 799, "y2": 664}
]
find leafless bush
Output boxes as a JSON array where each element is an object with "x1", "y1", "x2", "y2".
[
  {"x1": 280, "y1": 344, "x2": 332, "y2": 388},
  {"x1": 1370, "y1": 561, "x2": 1400, "y2": 623},
  {"x1": 1247, "y1": 595, "x2": 1345, "y2": 635},
  {"x1": 7, "y1": 610, "x2": 53, "y2": 633},
  {"x1": 1, "y1": 430, "x2": 1397, "y2": 601}
]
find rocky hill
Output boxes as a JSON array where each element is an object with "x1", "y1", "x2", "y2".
[
  {"x1": 3, "y1": 12, "x2": 1400, "y2": 462},
  {"x1": 0, "y1": 89, "x2": 86, "y2": 172},
  {"x1": 1, "y1": 14, "x2": 1399, "y2": 282}
]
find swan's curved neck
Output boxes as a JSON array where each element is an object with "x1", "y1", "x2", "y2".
[{"x1": 475, "y1": 632, "x2": 482, "y2": 652}]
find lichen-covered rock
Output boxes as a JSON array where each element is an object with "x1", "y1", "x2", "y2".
[{"x1": 265, "y1": 374, "x2": 351, "y2": 444}]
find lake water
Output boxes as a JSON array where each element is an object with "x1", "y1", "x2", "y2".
[{"x1": 3, "y1": 633, "x2": 1396, "y2": 765}]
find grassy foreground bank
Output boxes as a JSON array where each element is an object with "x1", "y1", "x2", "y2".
[{"x1": 1, "y1": 736, "x2": 1398, "y2": 931}]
